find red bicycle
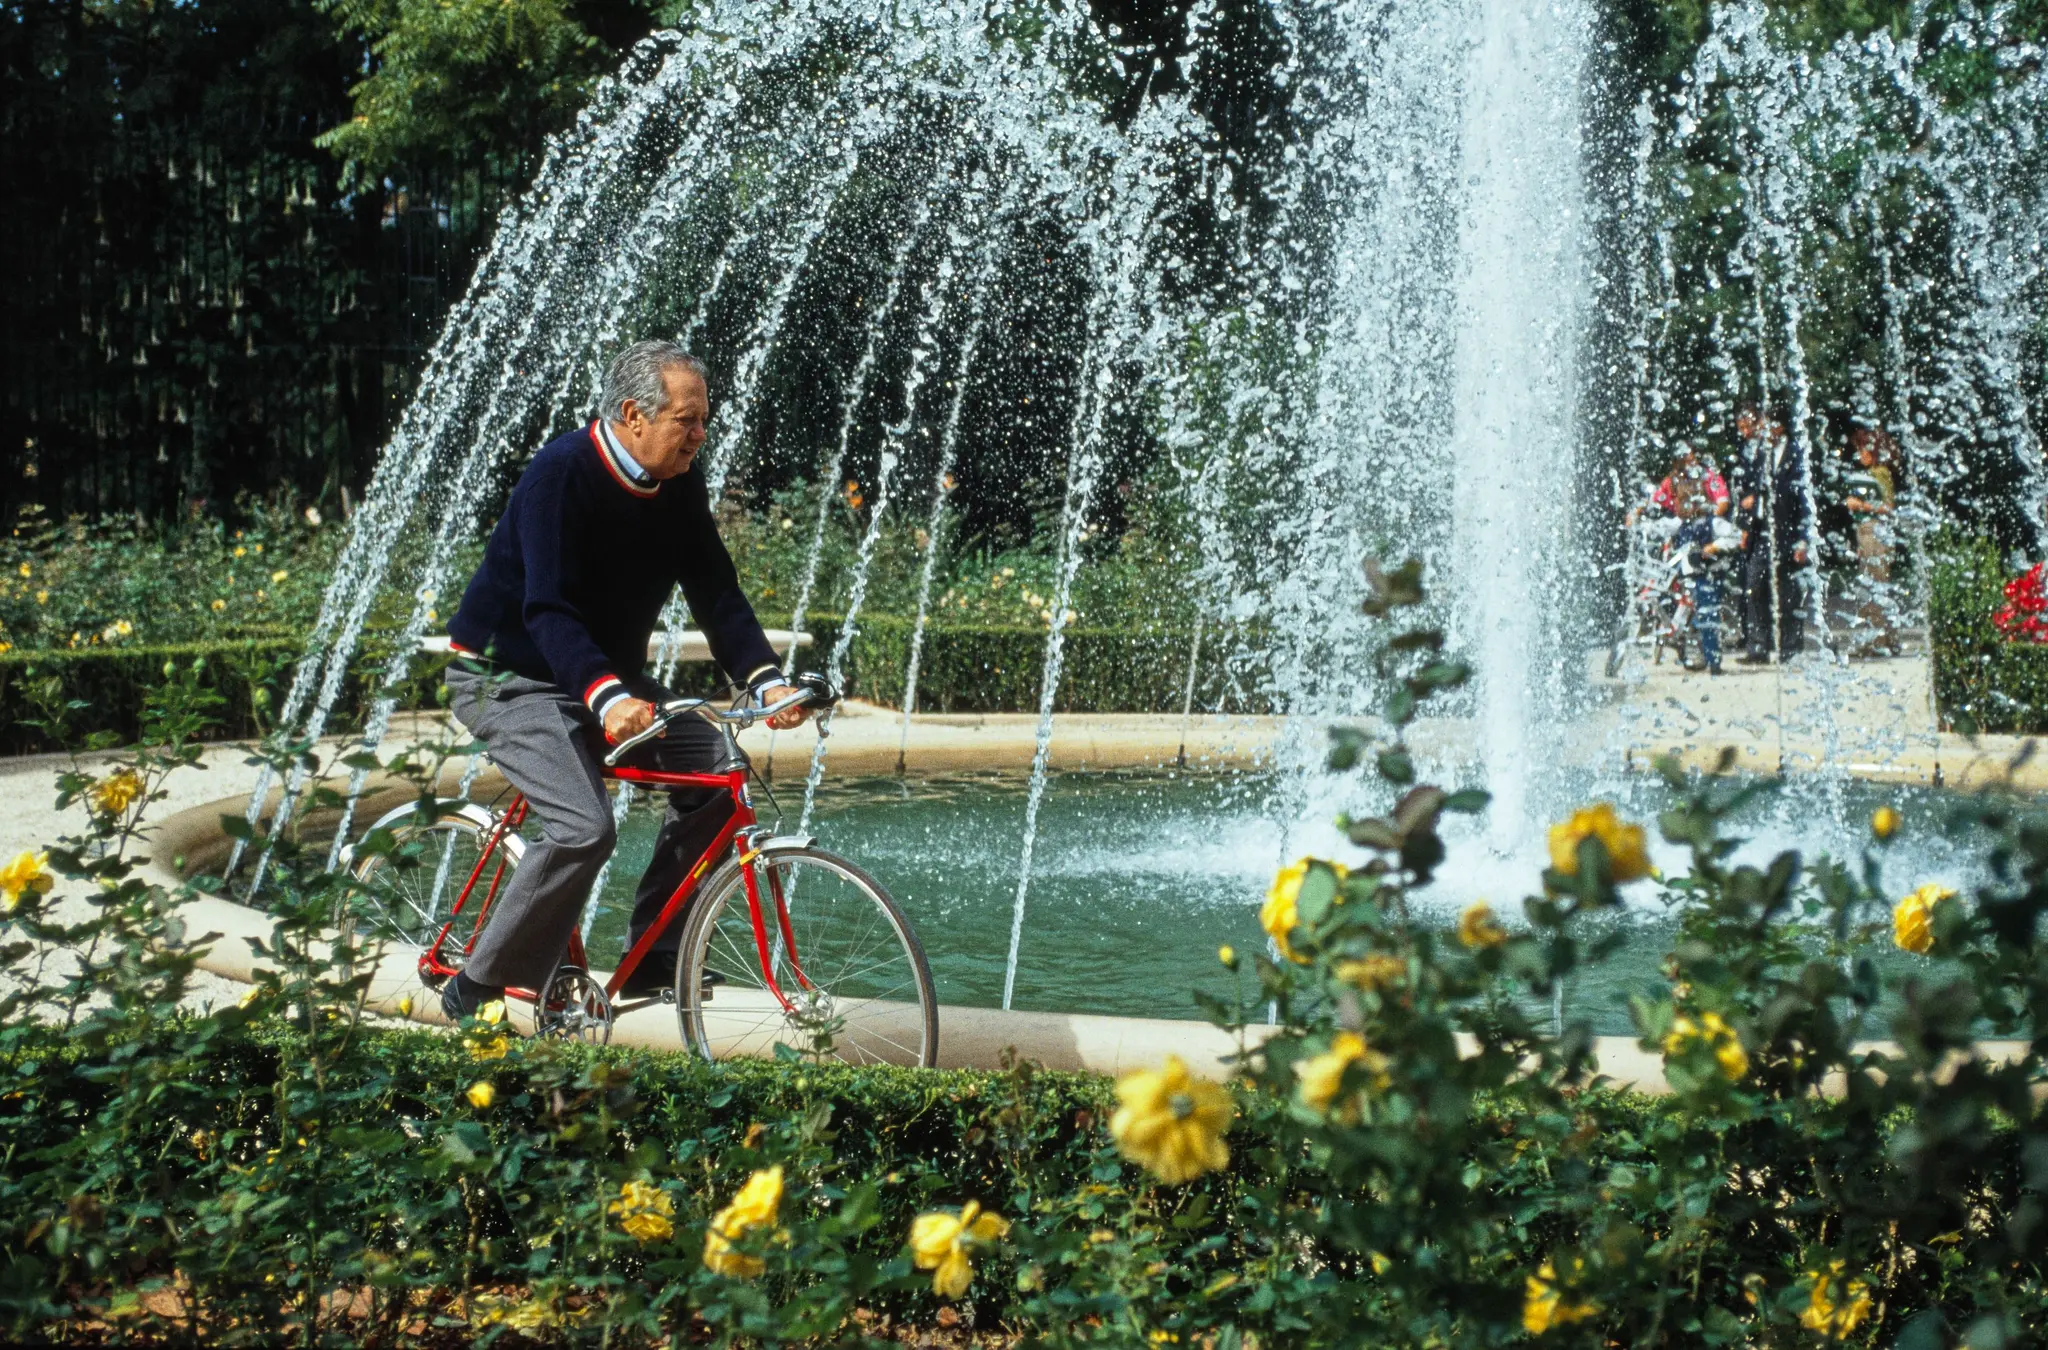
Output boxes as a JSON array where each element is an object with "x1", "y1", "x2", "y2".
[{"x1": 347, "y1": 678, "x2": 938, "y2": 1066}]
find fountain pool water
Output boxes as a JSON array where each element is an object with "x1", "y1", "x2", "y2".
[{"x1": 562, "y1": 767, "x2": 1989, "y2": 1034}]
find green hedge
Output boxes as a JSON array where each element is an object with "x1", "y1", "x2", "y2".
[
  {"x1": 0, "y1": 617, "x2": 1276, "y2": 751},
  {"x1": 0, "y1": 636, "x2": 447, "y2": 755},
  {"x1": 1929, "y1": 534, "x2": 2048, "y2": 735},
  {"x1": 0, "y1": 1016, "x2": 1776, "y2": 1342},
  {"x1": 806, "y1": 613, "x2": 1274, "y2": 715}
]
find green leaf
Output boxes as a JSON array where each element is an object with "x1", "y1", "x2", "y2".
[
  {"x1": 1296, "y1": 864, "x2": 1339, "y2": 926},
  {"x1": 1376, "y1": 750, "x2": 1415, "y2": 784},
  {"x1": 1410, "y1": 660, "x2": 1471, "y2": 693},
  {"x1": 1327, "y1": 726, "x2": 1368, "y2": 771},
  {"x1": 1443, "y1": 788, "x2": 1490, "y2": 813},
  {"x1": 1348, "y1": 818, "x2": 1403, "y2": 851}
]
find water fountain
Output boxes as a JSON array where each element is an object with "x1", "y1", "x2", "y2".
[{"x1": 222, "y1": 0, "x2": 2046, "y2": 1020}]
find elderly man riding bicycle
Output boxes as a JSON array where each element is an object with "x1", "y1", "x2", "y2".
[{"x1": 438, "y1": 340, "x2": 813, "y2": 1020}]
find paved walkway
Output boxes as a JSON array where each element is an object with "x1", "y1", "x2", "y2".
[{"x1": 1594, "y1": 650, "x2": 2043, "y2": 791}]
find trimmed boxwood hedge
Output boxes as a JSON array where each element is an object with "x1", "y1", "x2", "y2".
[
  {"x1": 0, "y1": 617, "x2": 1275, "y2": 751},
  {"x1": 805, "y1": 613, "x2": 1273, "y2": 716},
  {"x1": 1930, "y1": 534, "x2": 2048, "y2": 735},
  {"x1": 0, "y1": 635, "x2": 448, "y2": 755}
]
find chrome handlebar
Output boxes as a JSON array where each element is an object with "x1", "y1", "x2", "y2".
[{"x1": 602, "y1": 678, "x2": 836, "y2": 767}]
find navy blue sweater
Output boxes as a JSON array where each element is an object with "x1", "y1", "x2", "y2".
[{"x1": 448, "y1": 422, "x2": 782, "y2": 719}]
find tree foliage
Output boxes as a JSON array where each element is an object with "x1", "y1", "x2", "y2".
[{"x1": 313, "y1": 0, "x2": 670, "y2": 183}]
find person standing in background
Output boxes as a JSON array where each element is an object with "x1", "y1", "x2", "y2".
[{"x1": 1845, "y1": 425, "x2": 1902, "y2": 657}]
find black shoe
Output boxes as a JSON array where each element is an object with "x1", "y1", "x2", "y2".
[
  {"x1": 441, "y1": 969, "x2": 506, "y2": 1021},
  {"x1": 616, "y1": 961, "x2": 729, "y2": 1002},
  {"x1": 616, "y1": 954, "x2": 684, "y2": 1001}
]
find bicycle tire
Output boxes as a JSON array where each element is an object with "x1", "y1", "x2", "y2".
[
  {"x1": 347, "y1": 800, "x2": 524, "y2": 986},
  {"x1": 675, "y1": 846, "x2": 937, "y2": 1067}
]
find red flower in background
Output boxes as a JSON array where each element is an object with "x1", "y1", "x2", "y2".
[{"x1": 1994, "y1": 562, "x2": 2048, "y2": 643}]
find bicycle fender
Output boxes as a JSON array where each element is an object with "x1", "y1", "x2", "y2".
[{"x1": 337, "y1": 798, "x2": 512, "y2": 870}]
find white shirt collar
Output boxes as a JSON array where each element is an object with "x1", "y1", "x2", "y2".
[{"x1": 597, "y1": 419, "x2": 655, "y2": 488}]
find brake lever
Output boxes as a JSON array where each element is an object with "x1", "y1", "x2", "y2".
[{"x1": 603, "y1": 719, "x2": 667, "y2": 767}]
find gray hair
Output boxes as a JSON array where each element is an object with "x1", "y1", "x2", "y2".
[{"x1": 599, "y1": 340, "x2": 708, "y2": 422}]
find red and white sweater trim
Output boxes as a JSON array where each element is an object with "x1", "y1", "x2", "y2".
[{"x1": 583, "y1": 675, "x2": 630, "y2": 722}]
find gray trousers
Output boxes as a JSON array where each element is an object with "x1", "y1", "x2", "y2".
[{"x1": 445, "y1": 666, "x2": 741, "y2": 989}]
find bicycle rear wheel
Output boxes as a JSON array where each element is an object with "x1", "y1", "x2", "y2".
[
  {"x1": 347, "y1": 801, "x2": 523, "y2": 986},
  {"x1": 676, "y1": 847, "x2": 937, "y2": 1067}
]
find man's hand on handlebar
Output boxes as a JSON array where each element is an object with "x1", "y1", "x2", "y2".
[
  {"x1": 757, "y1": 682, "x2": 812, "y2": 730},
  {"x1": 604, "y1": 698, "x2": 660, "y2": 745}
]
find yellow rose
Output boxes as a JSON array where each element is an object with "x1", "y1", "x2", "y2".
[
  {"x1": 1547, "y1": 803, "x2": 1651, "y2": 884},
  {"x1": 1293, "y1": 1032, "x2": 1389, "y2": 1116},
  {"x1": 1262, "y1": 858, "x2": 1347, "y2": 964},
  {"x1": 465, "y1": 1081, "x2": 495, "y2": 1109},
  {"x1": 1109, "y1": 1055, "x2": 1234, "y2": 1184},
  {"x1": 703, "y1": 1165, "x2": 784, "y2": 1278},
  {"x1": 1799, "y1": 1261, "x2": 1873, "y2": 1339},
  {"x1": 0, "y1": 850, "x2": 55, "y2": 911},
  {"x1": 1893, "y1": 883, "x2": 1954, "y2": 955},
  {"x1": 1334, "y1": 954, "x2": 1406, "y2": 992},
  {"x1": 1871, "y1": 805, "x2": 1899, "y2": 841},
  {"x1": 397, "y1": 995, "x2": 414, "y2": 1019},
  {"x1": 608, "y1": 1178, "x2": 676, "y2": 1245},
  {"x1": 271, "y1": 570, "x2": 288, "y2": 583},
  {"x1": 15, "y1": 563, "x2": 27, "y2": 578},
  {"x1": 1524, "y1": 1259, "x2": 1598, "y2": 1334},
  {"x1": 473, "y1": 1294, "x2": 555, "y2": 1330},
  {"x1": 468, "y1": 1032, "x2": 510, "y2": 1062},
  {"x1": 909, "y1": 1200, "x2": 1010, "y2": 1298},
  {"x1": 1217, "y1": 944, "x2": 1235, "y2": 966},
  {"x1": 209, "y1": 598, "x2": 226, "y2": 612},
  {"x1": 1456, "y1": 902, "x2": 1506, "y2": 949},
  {"x1": 87, "y1": 768, "x2": 144, "y2": 817},
  {"x1": 1661, "y1": 1011, "x2": 1748, "y2": 1082}
]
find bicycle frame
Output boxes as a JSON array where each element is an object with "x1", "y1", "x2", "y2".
[{"x1": 415, "y1": 761, "x2": 814, "y2": 1013}]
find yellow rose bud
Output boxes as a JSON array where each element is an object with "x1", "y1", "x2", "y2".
[
  {"x1": 1523, "y1": 1258, "x2": 1599, "y2": 1335},
  {"x1": 0, "y1": 850, "x2": 55, "y2": 911},
  {"x1": 1871, "y1": 805, "x2": 1899, "y2": 841},
  {"x1": 1547, "y1": 802, "x2": 1652, "y2": 884},
  {"x1": 1893, "y1": 883, "x2": 1955, "y2": 955},
  {"x1": 1799, "y1": 1260, "x2": 1873, "y2": 1338},
  {"x1": 1457, "y1": 902, "x2": 1507, "y2": 949},
  {"x1": 608, "y1": 1178, "x2": 676, "y2": 1244},
  {"x1": 1261, "y1": 857, "x2": 1348, "y2": 964},
  {"x1": 703, "y1": 1166, "x2": 784, "y2": 1278},
  {"x1": 909, "y1": 1200, "x2": 1010, "y2": 1298},
  {"x1": 466, "y1": 1081, "x2": 495, "y2": 1109},
  {"x1": 1217, "y1": 944, "x2": 1235, "y2": 966}
]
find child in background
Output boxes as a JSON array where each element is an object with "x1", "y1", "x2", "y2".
[{"x1": 1670, "y1": 485, "x2": 1741, "y2": 675}]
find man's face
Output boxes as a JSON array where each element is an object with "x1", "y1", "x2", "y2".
[{"x1": 619, "y1": 366, "x2": 709, "y2": 479}]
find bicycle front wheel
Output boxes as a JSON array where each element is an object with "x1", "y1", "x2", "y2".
[{"x1": 676, "y1": 847, "x2": 937, "y2": 1067}]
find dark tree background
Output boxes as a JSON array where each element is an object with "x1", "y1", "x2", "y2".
[{"x1": 1, "y1": 0, "x2": 2001, "y2": 528}]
